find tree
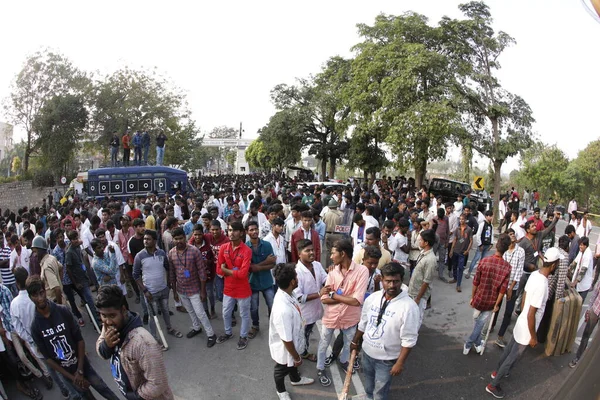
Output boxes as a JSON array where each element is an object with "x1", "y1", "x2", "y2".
[
  {"x1": 208, "y1": 126, "x2": 238, "y2": 139},
  {"x1": 441, "y1": 2, "x2": 535, "y2": 216},
  {"x1": 90, "y1": 67, "x2": 197, "y2": 166},
  {"x1": 346, "y1": 13, "x2": 459, "y2": 187},
  {"x1": 4, "y1": 50, "x2": 90, "y2": 171},
  {"x1": 33, "y1": 94, "x2": 88, "y2": 179},
  {"x1": 11, "y1": 156, "x2": 21, "y2": 175},
  {"x1": 245, "y1": 139, "x2": 270, "y2": 170},
  {"x1": 517, "y1": 142, "x2": 570, "y2": 202},
  {"x1": 271, "y1": 56, "x2": 351, "y2": 178},
  {"x1": 568, "y1": 139, "x2": 600, "y2": 209},
  {"x1": 257, "y1": 110, "x2": 304, "y2": 171}
]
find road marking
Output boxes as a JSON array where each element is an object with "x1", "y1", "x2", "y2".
[{"x1": 238, "y1": 373, "x2": 258, "y2": 381}]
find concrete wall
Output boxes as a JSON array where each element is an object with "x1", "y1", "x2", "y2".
[{"x1": 0, "y1": 181, "x2": 65, "y2": 212}]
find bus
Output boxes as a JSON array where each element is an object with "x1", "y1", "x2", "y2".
[{"x1": 82, "y1": 166, "x2": 193, "y2": 199}]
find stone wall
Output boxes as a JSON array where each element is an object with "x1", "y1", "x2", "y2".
[{"x1": 0, "y1": 181, "x2": 66, "y2": 212}]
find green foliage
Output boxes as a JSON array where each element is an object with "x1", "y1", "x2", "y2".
[
  {"x1": 163, "y1": 121, "x2": 204, "y2": 172},
  {"x1": 4, "y1": 49, "x2": 90, "y2": 171},
  {"x1": 32, "y1": 170, "x2": 55, "y2": 187},
  {"x1": 33, "y1": 94, "x2": 88, "y2": 179},
  {"x1": 11, "y1": 156, "x2": 21, "y2": 174},
  {"x1": 209, "y1": 126, "x2": 238, "y2": 139},
  {"x1": 517, "y1": 142, "x2": 569, "y2": 201},
  {"x1": 245, "y1": 139, "x2": 269, "y2": 170},
  {"x1": 256, "y1": 110, "x2": 304, "y2": 170}
]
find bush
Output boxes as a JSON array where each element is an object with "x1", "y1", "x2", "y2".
[{"x1": 32, "y1": 170, "x2": 55, "y2": 187}]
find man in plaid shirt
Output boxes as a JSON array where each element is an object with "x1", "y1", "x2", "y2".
[
  {"x1": 463, "y1": 234, "x2": 511, "y2": 355},
  {"x1": 168, "y1": 227, "x2": 217, "y2": 347},
  {"x1": 494, "y1": 228, "x2": 525, "y2": 348}
]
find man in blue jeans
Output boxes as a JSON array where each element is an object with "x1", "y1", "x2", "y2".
[
  {"x1": 245, "y1": 221, "x2": 276, "y2": 339},
  {"x1": 465, "y1": 210, "x2": 494, "y2": 279},
  {"x1": 463, "y1": 234, "x2": 511, "y2": 355},
  {"x1": 351, "y1": 262, "x2": 419, "y2": 400}
]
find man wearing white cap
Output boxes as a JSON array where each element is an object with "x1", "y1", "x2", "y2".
[{"x1": 485, "y1": 247, "x2": 563, "y2": 399}]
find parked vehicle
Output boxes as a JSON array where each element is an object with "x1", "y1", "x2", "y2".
[{"x1": 429, "y1": 178, "x2": 493, "y2": 211}]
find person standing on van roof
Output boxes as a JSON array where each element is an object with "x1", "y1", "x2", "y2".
[
  {"x1": 110, "y1": 131, "x2": 120, "y2": 167},
  {"x1": 156, "y1": 131, "x2": 168, "y2": 166},
  {"x1": 122, "y1": 130, "x2": 131, "y2": 167},
  {"x1": 132, "y1": 131, "x2": 143, "y2": 166}
]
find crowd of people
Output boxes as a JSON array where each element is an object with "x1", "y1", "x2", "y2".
[{"x1": 0, "y1": 174, "x2": 597, "y2": 400}]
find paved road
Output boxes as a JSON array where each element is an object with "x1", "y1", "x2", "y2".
[{"x1": 4, "y1": 218, "x2": 597, "y2": 399}]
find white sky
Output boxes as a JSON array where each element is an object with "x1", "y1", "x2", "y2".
[{"x1": 0, "y1": 0, "x2": 598, "y2": 173}]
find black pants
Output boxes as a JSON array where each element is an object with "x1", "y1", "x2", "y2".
[
  {"x1": 63, "y1": 284, "x2": 84, "y2": 319},
  {"x1": 274, "y1": 362, "x2": 300, "y2": 393},
  {"x1": 123, "y1": 148, "x2": 130, "y2": 166}
]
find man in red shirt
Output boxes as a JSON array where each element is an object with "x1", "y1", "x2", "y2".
[
  {"x1": 125, "y1": 198, "x2": 142, "y2": 221},
  {"x1": 463, "y1": 234, "x2": 512, "y2": 355},
  {"x1": 290, "y1": 210, "x2": 321, "y2": 263},
  {"x1": 122, "y1": 130, "x2": 131, "y2": 166},
  {"x1": 216, "y1": 222, "x2": 253, "y2": 350}
]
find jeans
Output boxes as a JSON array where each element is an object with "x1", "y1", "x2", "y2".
[
  {"x1": 123, "y1": 148, "x2": 130, "y2": 166},
  {"x1": 575, "y1": 310, "x2": 599, "y2": 360},
  {"x1": 438, "y1": 246, "x2": 448, "y2": 279},
  {"x1": 143, "y1": 145, "x2": 149, "y2": 165},
  {"x1": 491, "y1": 337, "x2": 527, "y2": 387},
  {"x1": 179, "y1": 292, "x2": 215, "y2": 337},
  {"x1": 147, "y1": 287, "x2": 172, "y2": 338},
  {"x1": 67, "y1": 357, "x2": 119, "y2": 399},
  {"x1": 274, "y1": 362, "x2": 300, "y2": 393},
  {"x1": 452, "y1": 253, "x2": 466, "y2": 287},
  {"x1": 579, "y1": 290, "x2": 589, "y2": 303},
  {"x1": 223, "y1": 295, "x2": 251, "y2": 337},
  {"x1": 133, "y1": 146, "x2": 142, "y2": 166},
  {"x1": 156, "y1": 146, "x2": 165, "y2": 166},
  {"x1": 465, "y1": 310, "x2": 491, "y2": 349},
  {"x1": 110, "y1": 146, "x2": 119, "y2": 167},
  {"x1": 251, "y1": 286, "x2": 275, "y2": 328},
  {"x1": 72, "y1": 284, "x2": 101, "y2": 326},
  {"x1": 362, "y1": 352, "x2": 394, "y2": 400},
  {"x1": 468, "y1": 244, "x2": 491, "y2": 275},
  {"x1": 302, "y1": 323, "x2": 315, "y2": 354},
  {"x1": 63, "y1": 284, "x2": 83, "y2": 319},
  {"x1": 317, "y1": 325, "x2": 357, "y2": 370},
  {"x1": 215, "y1": 276, "x2": 224, "y2": 302},
  {"x1": 202, "y1": 278, "x2": 216, "y2": 314},
  {"x1": 47, "y1": 367, "x2": 74, "y2": 399},
  {"x1": 498, "y1": 294, "x2": 518, "y2": 337}
]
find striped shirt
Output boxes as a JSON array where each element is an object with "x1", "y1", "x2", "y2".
[
  {"x1": 503, "y1": 245, "x2": 525, "y2": 291},
  {"x1": 168, "y1": 245, "x2": 206, "y2": 297},
  {"x1": 0, "y1": 246, "x2": 14, "y2": 285}
]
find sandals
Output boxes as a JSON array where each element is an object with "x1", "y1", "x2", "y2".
[
  {"x1": 301, "y1": 353, "x2": 317, "y2": 362},
  {"x1": 167, "y1": 327, "x2": 183, "y2": 338},
  {"x1": 17, "y1": 383, "x2": 43, "y2": 400}
]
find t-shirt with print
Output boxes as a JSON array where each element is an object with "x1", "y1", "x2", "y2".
[
  {"x1": 31, "y1": 302, "x2": 83, "y2": 374},
  {"x1": 512, "y1": 270, "x2": 548, "y2": 345}
]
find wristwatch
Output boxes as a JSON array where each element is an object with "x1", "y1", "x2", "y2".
[{"x1": 329, "y1": 291, "x2": 335, "y2": 299}]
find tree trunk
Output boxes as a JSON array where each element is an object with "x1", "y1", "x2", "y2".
[
  {"x1": 461, "y1": 144, "x2": 472, "y2": 183},
  {"x1": 363, "y1": 170, "x2": 368, "y2": 182},
  {"x1": 328, "y1": 157, "x2": 336, "y2": 180},
  {"x1": 24, "y1": 146, "x2": 30, "y2": 172},
  {"x1": 320, "y1": 159, "x2": 327, "y2": 181},
  {"x1": 414, "y1": 154, "x2": 428, "y2": 190},
  {"x1": 369, "y1": 171, "x2": 376, "y2": 187},
  {"x1": 493, "y1": 159, "x2": 503, "y2": 222}
]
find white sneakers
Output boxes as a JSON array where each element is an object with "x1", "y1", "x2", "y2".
[
  {"x1": 277, "y1": 392, "x2": 292, "y2": 400},
  {"x1": 463, "y1": 344, "x2": 470, "y2": 355},
  {"x1": 290, "y1": 376, "x2": 315, "y2": 386},
  {"x1": 463, "y1": 341, "x2": 485, "y2": 355}
]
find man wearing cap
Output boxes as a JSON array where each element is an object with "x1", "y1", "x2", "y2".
[
  {"x1": 31, "y1": 237, "x2": 64, "y2": 304},
  {"x1": 485, "y1": 247, "x2": 563, "y2": 399},
  {"x1": 322, "y1": 199, "x2": 343, "y2": 267}
]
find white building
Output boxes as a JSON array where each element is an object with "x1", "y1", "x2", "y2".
[{"x1": 0, "y1": 122, "x2": 14, "y2": 162}]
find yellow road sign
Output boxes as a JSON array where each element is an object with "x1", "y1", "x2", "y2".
[{"x1": 473, "y1": 176, "x2": 484, "y2": 190}]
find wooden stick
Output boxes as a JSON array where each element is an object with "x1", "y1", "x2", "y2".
[{"x1": 340, "y1": 349, "x2": 357, "y2": 400}]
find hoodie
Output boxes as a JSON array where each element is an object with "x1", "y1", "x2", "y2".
[{"x1": 97, "y1": 312, "x2": 173, "y2": 400}]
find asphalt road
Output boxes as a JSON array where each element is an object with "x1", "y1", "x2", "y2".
[{"x1": 4, "y1": 217, "x2": 597, "y2": 400}]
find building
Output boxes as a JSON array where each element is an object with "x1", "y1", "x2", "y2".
[{"x1": 0, "y1": 122, "x2": 14, "y2": 162}]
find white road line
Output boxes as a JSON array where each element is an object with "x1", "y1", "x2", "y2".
[{"x1": 315, "y1": 321, "x2": 365, "y2": 398}]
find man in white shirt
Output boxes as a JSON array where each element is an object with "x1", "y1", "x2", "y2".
[
  {"x1": 486, "y1": 248, "x2": 563, "y2": 399},
  {"x1": 9, "y1": 234, "x2": 32, "y2": 273},
  {"x1": 507, "y1": 212, "x2": 525, "y2": 241},
  {"x1": 269, "y1": 264, "x2": 314, "y2": 399},
  {"x1": 264, "y1": 219, "x2": 287, "y2": 265},
  {"x1": 571, "y1": 237, "x2": 594, "y2": 301},
  {"x1": 363, "y1": 206, "x2": 380, "y2": 230},
  {"x1": 351, "y1": 262, "x2": 419, "y2": 400},
  {"x1": 293, "y1": 239, "x2": 327, "y2": 361},
  {"x1": 391, "y1": 219, "x2": 411, "y2": 265},
  {"x1": 567, "y1": 198, "x2": 578, "y2": 216},
  {"x1": 418, "y1": 199, "x2": 435, "y2": 224}
]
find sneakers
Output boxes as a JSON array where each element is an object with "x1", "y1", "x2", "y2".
[
  {"x1": 42, "y1": 374, "x2": 53, "y2": 390},
  {"x1": 353, "y1": 357, "x2": 360, "y2": 371},
  {"x1": 475, "y1": 341, "x2": 484, "y2": 354},
  {"x1": 495, "y1": 338, "x2": 507, "y2": 348},
  {"x1": 490, "y1": 371, "x2": 510, "y2": 379},
  {"x1": 277, "y1": 392, "x2": 292, "y2": 400},
  {"x1": 339, "y1": 361, "x2": 355, "y2": 375},
  {"x1": 317, "y1": 369, "x2": 332, "y2": 387},
  {"x1": 290, "y1": 376, "x2": 315, "y2": 386},
  {"x1": 569, "y1": 358, "x2": 579, "y2": 368},
  {"x1": 237, "y1": 337, "x2": 249, "y2": 350},
  {"x1": 186, "y1": 328, "x2": 202, "y2": 338},
  {"x1": 324, "y1": 353, "x2": 336, "y2": 367},
  {"x1": 463, "y1": 344, "x2": 470, "y2": 355},
  {"x1": 216, "y1": 333, "x2": 233, "y2": 344},
  {"x1": 485, "y1": 384, "x2": 505, "y2": 398},
  {"x1": 464, "y1": 273, "x2": 471, "y2": 279},
  {"x1": 207, "y1": 335, "x2": 217, "y2": 348}
]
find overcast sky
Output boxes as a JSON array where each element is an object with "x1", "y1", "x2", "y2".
[{"x1": 1, "y1": 0, "x2": 598, "y2": 173}]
